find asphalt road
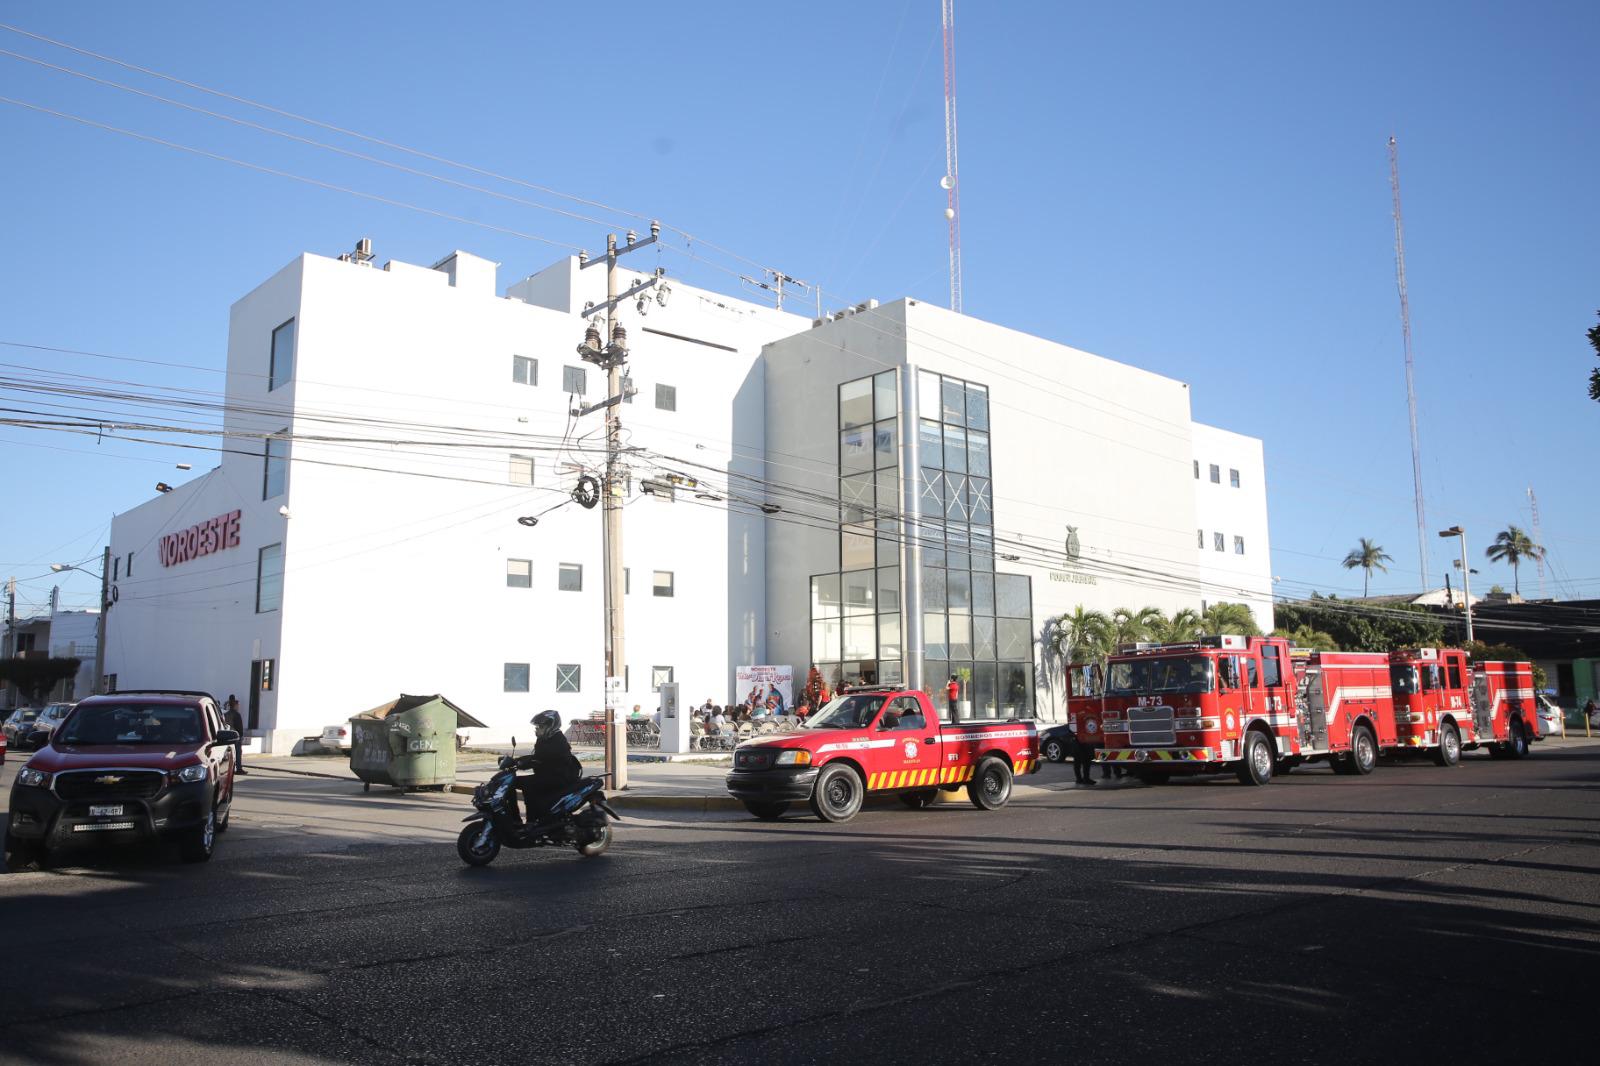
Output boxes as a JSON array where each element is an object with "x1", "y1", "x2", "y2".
[{"x1": 1, "y1": 745, "x2": 1595, "y2": 1065}]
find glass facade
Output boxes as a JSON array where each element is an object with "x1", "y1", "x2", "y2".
[{"x1": 810, "y1": 367, "x2": 1033, "y2": 717}]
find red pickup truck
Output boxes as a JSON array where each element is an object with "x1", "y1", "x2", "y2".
[{"x1": 724, "y1": 687, "x2": 1040, "y2": 822}]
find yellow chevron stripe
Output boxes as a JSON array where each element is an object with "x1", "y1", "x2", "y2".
[
  {"x1": 869, "y1": 773, "x2": 881, "y2": 789},
  {"x1": 917, "y1": 768, "x2": 929, "y2": 786}
]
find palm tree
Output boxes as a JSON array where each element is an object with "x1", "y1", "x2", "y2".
[
  {"x1": 1272, "y1": 625, "x2": 1339, "y2": 652},
  {"x1": 1107, "y1": 605, "x2": 1164, "y2": 650},
  {"x1": 1056, "y1": 606, "x2": 1112, "y2": 664},
  {"x1": 1147, "y1": 607, "x2": 1202, "y2": 644},
  {"x1": 1200, "y1": 601, "x2": 1261, "y2": 636},
  {"x1": 1485, "y1": 525, "x2": 1546, "y2": 597},
  {"x1": 1341, "y1": 537, "x2": 1392, "y2": 597}
]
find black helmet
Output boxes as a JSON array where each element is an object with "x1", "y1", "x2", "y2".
[{"x1": 532, "y1": 710, "x2": 561, "y2": 738}]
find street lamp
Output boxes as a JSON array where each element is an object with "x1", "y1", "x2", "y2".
[
  {"x1": 51, "y1": 551, "x2": 110, "y2": 694},
  {"x1": 1436, "y1": 526, "x2": 1474, "y2": 643}
]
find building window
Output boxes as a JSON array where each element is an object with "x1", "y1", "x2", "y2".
[
  {"x1": 1209, "y1": 464, "x2": 1220, "y2": 484},
  {"x1": 509, "y1": 454, "x2": 535, "y2": 485},
  {"x1": 512, "y1": 355, "x2": 537, "y2": 386},
  {"x1": 1213, "y1": 532, "x2": 1225, "y2": 553},
  {"x1": 1229, "y1": 468, "x2": 1241, "y2": 489},
  {"x1": 624, "y1": 567, "x2": 630, "y2": 594},
  {"x1": 126, "y1": 551, "x2": 133, "y2": 576},
  {"x1": 504, "y1": 663, "x2": 530, "y2": 692},
  {"x1": 1193, "y1": 460, "x2": 1200, "y2": 479},
  {"x1": 263, "y1": 432, "x2": 288, "y2": 499},
  {"x1": 506, "y1": 559, "x2": 532, "y2": 588},
  {"x1": 655, "y1": 384, "x2": 676, "y2": 412},
  {"x1": 562, "y1": 365, "x2": 587, "y2": 395},
  {"x1": 651, "y1": 665, "x2": 674, "y2": 692},
  {"x1": 269, "y1": 318, "x2": 295, "y2": 391},
  {"x1": 652, "y1": 570, "x2": 674, "y2": 597},
  {"x1": 256, "y1": 543, "x2": 284, "y2": 613},
  {"x1": 113, "y1": 556, "x2": 120, "y2": 581},
  {"x1": 1198, "y1": 528, "x2": 1205, "y2": 549},
  {"x1": 556, "y1": 664, "x2": 581, "y2": 693},
  {"x1": 558, "y1": 563, "x2": 583, "y2": 591},
  {"x1": 1234, "y1": 535, "x2": 1246, "y2": 555}
]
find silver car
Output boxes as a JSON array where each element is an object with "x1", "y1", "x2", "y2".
[
  {"x1": 2, "y1": 708, "x2": 41, "y2": 746},
  {"x1": 24, "y1": 702, "x2": 75, "y2": 749}
]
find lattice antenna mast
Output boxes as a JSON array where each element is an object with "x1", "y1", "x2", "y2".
[
  {"x1": 1388, "y1": 135, "x2": 1429, "y2": 591},
  {"x1": 941, "y1": 0, "x2": 963, "y2": 313},
  {"x1": 1528, "y1": 486, "x2": 1546, "y2": 597}
]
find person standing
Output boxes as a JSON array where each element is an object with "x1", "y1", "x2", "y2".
[
  {"x1": 222, "y1": 694, "x2": 246, "y2": 775},
  {"x1": 945, "y1": 674, "x2": 961, "y2": 718}
]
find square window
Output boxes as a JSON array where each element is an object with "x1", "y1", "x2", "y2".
[
  {"x1": 652, "y1": 570, "x2": 674, "y2": 597},
  {"x1": 556, "y1": 664, "x2": 581, "y2": 693},
  {"x1": 840, "y1": 377, "x2": 873, "y2": 429},
  {"x1": 841, "y1": 524, "x2": 875, "y2": 570},
  {"x1": 1234, "y1": 535, "x2": 1246, "y2": 555},
  {"x1": 1229, "y1": 468, "x2": 1241, "y2": 489},
  {"x1": 811, "y1": 573, "x2": 841, "y2": 619},
  {"x1": 562, "y1": 365, "x2": 587, "y2": 395},
  {"x1": 655, "y1": 384, "x2": 677, "y2": 411},
  {"x1": 513, "y1": 355, "x2": 537, "y2": 386},
  {"x1": 651, "y1": 665, "x2": 674, "y2": 692},
  {"x1": 509, "y1": 454, "x2": 535, "y2": 485},
  {"x1": 1214, "y1": 532, "x2": 1225, "y2": 552},
  {"x1": 873, "y1": 419, "x2": 896, "y2": 469},
  {"x1": 941, "y1": 378, "x2": 965, "y2": 425},
  {"x1": 269, "y1": 319, "x2": 295, "y2": 391},
  {"x1": 873, "y1": 371, "x2": 897, "y2": 420},
  {"x1": 506, "y1": 559, "x2": 532, "y2": 588},
  {"x1": 964, "y1": 383, "x2": 989, "y2": 431},
  {"x1": 256, "y1": 543, "x2": 284, "y2": 613},
  {"x1": 504, "y1": 663, "x2": 530, "y2": 692},
  {"x1": 1209, "y1": 464, "x2": 1221, "y2": 484},
  {"x1": 263, "y1": 432, "x2": 288, "y2": 500},
  {"x1": 840, "y1": 426, "x2": 873, "y2": 474},
  {"x1": 559, "y1": 563, "x2": 583, "y2": 591}
]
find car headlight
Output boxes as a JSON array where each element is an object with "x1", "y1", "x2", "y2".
[
  {"x1": 176, "y1": 764, "x2": 208, "y2": 783},
  {"x1": 17, "y1": 768, "x2": 51, "y2": 788},
  {"x1": 774, "y1": 750, "x2": 812, "y2": 766}
]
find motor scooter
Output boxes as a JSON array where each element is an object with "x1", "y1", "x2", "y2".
[{"x1": 457, "y1": 751, "x2": 620, "y2": 866}]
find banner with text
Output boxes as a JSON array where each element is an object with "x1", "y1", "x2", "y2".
[{"x1": 735, "y1": 665, "x2": 794, "y2": 714}]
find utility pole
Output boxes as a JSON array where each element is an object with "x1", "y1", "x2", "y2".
[
  {"x1": 1439, "y1": 526, "x2": 1474, "y2": 644},
  {"x1": 1389, "y1": 136, "x2": 1429, "y2": 592},
  {"x1": 95, "y1": 546, "x2": 110, "y2": 695},
  {"x1": 576, "y1": 223, "x2": 661, "y2": 791}
]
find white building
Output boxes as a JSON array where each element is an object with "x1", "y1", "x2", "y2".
[{"x1": 106, "y1": 243, "x2": 1271, "y2": 749}]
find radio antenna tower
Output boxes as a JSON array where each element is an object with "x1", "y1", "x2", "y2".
[
  {"x1": 1527, "y1": 486, "x2": 1546, "y2": 597},
  {"x1": 1388, "y1": 135, "x2": 1429, "y2": 591},
  {"x1": 941, "y1": 0, "x2": 963, "y2": 313}
]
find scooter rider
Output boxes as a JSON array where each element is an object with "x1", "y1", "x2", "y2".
[{"x1": 516, "y1": 710, "x2": 583, "y2": 826}]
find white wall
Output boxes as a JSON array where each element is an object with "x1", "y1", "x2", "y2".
[
  {"x1": 45, "y1": 609, "x2": 99, "y2": 699},
  {"x1": 1191, "y1": 422, "x2": 1275, "y2": 630}
]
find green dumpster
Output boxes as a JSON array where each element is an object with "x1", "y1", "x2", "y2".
[{"x1": 348, "y1": 693, "x2": 487, "y2": 792}]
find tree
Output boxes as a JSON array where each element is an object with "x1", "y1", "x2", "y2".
[
  {"x1": 0, "y1": 657, "x2": 81, "y2": 705},
  {"x1": 1341, "y1": 538, "x2": 1393, "y2": 597},
  {"x1": 1199, "y1": 601, "x2": 1261, "y2": 636},
  {"x1": 1463, "y1": 640, "x2": 1547, "y2": 690},
  {"x1": 1588, "y1": 309, "x2": 1600, "y2": 402},
  {"x1": 1274, "y1": 598, "x2": 1444, "y2": 652},
  {"x1": 1272, "y1": 624, "x2": 1340, "y2": 652},
  {"x1": 1147, "y1": 607, "x2": 1202, "y2": 644},
  {"x1": 1107, "y1": 606, "x2": 1163, "y2": 650},
  {"x1": 1485, "y1": 525, "x2": 1546, "y2": 597}
]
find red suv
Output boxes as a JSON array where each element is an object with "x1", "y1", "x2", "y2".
[{"x1": 4, "y1": 690, "x2": 239, "y2": 867}]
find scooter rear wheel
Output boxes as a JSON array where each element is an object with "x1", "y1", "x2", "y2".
[
  {"x1": 575, "y1": 824, "x2": 612, "y2": 857},
  {"x1": 457, "y1": 823, "x2": 501, "y2": 866}
]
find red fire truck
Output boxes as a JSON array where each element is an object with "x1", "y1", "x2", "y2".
[
  {"x1": 1388, "y1": 648, "x2": 1540, "y2": 763},
  {"x1": 1095, "y1": 635, "x2": 1403, "y2": 785},
  {"x1": 1066, "y1": 662, "x2": 1105, "y2": 754}
]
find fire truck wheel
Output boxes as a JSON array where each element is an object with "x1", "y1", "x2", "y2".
[
  {"x1": 1235, "y1": 730, "x2": 1274, "y2": 786},
  {"x1": 743, "y1": 801, "x2": 790, "y2": 820},
  {"x1": 899, "y1": 789, "x2": 940, "y2": 809},
  {"x1": 1506, "y1": 719, "x2": 1529, "y2": 759},
  {"x1": 1043, "y1": 738, "x2": 1067, "y2": 763},
  {"x1": 810, "y1": 764, "x2": 865, "y2": 823},
  {"x1": 1350, "y1": 725, "x2": 1377, "y2": 775},
  {"x1": 967, "y1": 757, "x2": 1013, "y2": 810},
  {"x1": 1432, "y1": 723, "x2": 1462, "y2": 767}
]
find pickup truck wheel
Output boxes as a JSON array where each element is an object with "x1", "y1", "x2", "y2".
[
  {"x1": 4, "y1": 830, "x2": 44, "y2": 871},
  {"x1": 743, "y1": 801, "x2": 790, "y2": 821},
  {"x1": 1432, "y1": 723, "x2": 1461, "y2": 767},
  {"x1": 1042, "y1": 737, "x2": 1067, "y2": 763},
  {"x1": 967, "y1": 757, "x2": 1013, "y2": 810},
  {"x1": 899, "y1": 789, "x2": 939, "y2": 809},
  {"x1": 809, "y1": 764, "x2": 864, "y2": 823},
  {"x1": 179, "y1": 811, "x2": 216, "y2": 863}
]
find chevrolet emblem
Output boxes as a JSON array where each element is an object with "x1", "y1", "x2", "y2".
[{"x1": 94, "y1": 775, "x2": 124, "y2": 785}]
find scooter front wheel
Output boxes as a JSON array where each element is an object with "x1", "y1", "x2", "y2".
[
  {"x1": 457, "y1": 822, "x2": 501, "y2": 867},
  {"x1": 575, "y1": 824, "x2": 612, "y2": 857}
]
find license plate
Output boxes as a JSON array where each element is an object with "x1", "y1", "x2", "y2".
[{"x1": 89, "y1": 805, "x2": 125, "y2": 817}]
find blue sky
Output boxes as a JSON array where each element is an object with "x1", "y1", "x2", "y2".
[{"x1": 1, "y1": 1, "x2": 1596, "y2": 618}]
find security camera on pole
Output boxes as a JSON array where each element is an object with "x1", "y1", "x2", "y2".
[{"x1": 575, "y1": 223, "x2": 661, "y2": 792}]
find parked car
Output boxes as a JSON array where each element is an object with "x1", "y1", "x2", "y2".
[
  {"x1": 4, "y1": 690, "x2": 239, "y2": 868},
  {"x1": 1535, "y1": 694, "x2": 1564, "y2": 738},
  {"x1": 1039, "y1": 723, "x2": 1075, "y2": 763},
  {"x1": 22, "y1": 702, "x2": 75, "y2": 750},
  {"x1": 2, "y1": 708, "x2": 41, "y2": 747},
  {"x1": 319, "y1": 723, "x2": 353, "y2": 751}
]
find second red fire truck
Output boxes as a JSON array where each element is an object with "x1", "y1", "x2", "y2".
[{"x1": 1082, "y1": 635, "x2": 1539, "y2": 785}]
